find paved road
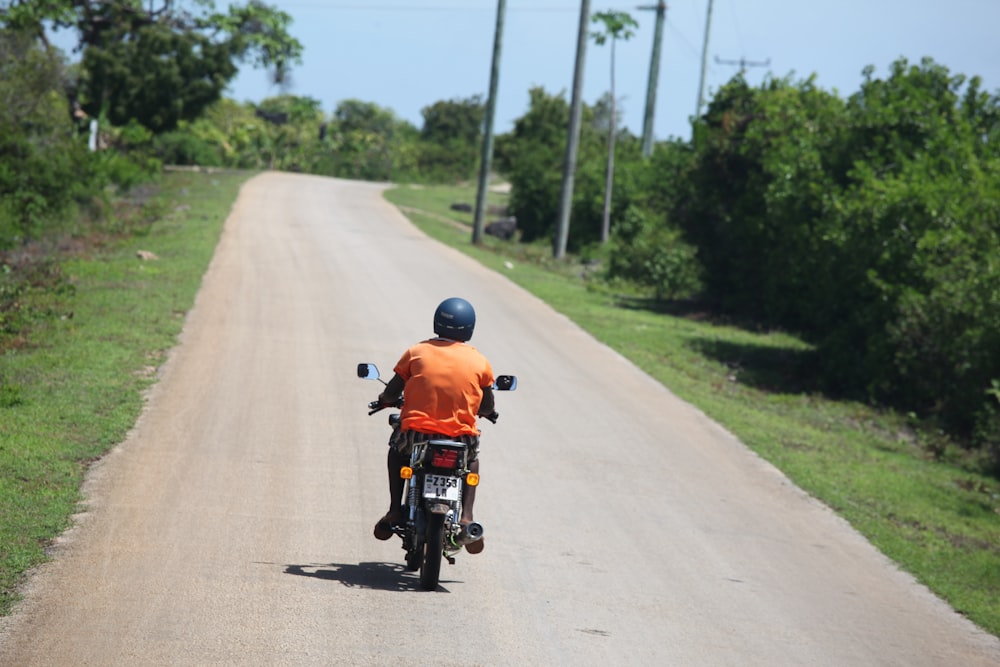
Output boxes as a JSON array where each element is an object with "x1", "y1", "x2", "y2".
[{"x1": 1, "y1": 172, "x2": 997, "y2": 666}]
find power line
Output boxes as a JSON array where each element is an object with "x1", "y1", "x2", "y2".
[
  {"x1": 722, "y1": 0, "x2": 747, "y2": 56},
  {"x1": 271, "y1": 3, "x2": 576, "y2": 11},
  {"x1": 664, "y1": 19, "x2": 702, "y2": 60}
]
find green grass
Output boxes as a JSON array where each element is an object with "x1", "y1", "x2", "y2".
[
  {"x1": 0, "y1": 169, "x2": 255, "y2": 614},
  {"x1": 383, "y1": 182, "x2": 1000, "y2": 638}
]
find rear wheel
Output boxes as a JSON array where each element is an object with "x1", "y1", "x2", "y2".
[{"x1": 419, "y1": 513, "x2": 445, "y2": 591}]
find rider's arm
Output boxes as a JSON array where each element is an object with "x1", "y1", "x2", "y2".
[
  {"x1": 379, "y1": 373, "x2": 405, "y2": 405},
  {"x1": 477, "y1": 386, "x2": 495, "y2": 417}
]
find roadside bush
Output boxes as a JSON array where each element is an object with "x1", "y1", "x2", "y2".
[
  {"x1": 814, "y1": 61, "x2": 1000, "y2": 457},
  {"x1": 417, "y1": 96, "x2": 483, "y2": 183},
  {"x1": 671, "y1": 58, "x2": 1000, "y2": 462},
  {"x1": 0, "y1": 134, "x2": 96, "y2": 247},
  {"x1": 507, "y1": 142, "x2": 562, "y2": 243},
  {"x1": 153, "y1": 131, "x2": 223, "y2": 167},
  {"x1": 604, "y1": 204, "x2": 702, "y2": 299},
  {"x1": 0, "y1": 30, "x2": 101, "y2": 247},
  {"x1": 415, "y1": 139, "x2": 478, "y2": 184}
]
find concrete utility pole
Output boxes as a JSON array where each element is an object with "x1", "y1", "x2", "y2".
[
  {"x1": 553, "y1": 0, "x2": 591, "y2": 260},
  {"x1": 638, "y1": 2, "x2": 667, "y2": 158},
  {"x1": 694, "y1": 0, "x2": 714, "y2": 120},
  {"x1": 473, "y1": 0, "x2": 506, "y2": 245}
]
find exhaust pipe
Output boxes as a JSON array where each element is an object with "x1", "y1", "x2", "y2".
[{"x1": 458, "y1": 522, "x2": 484, "y2": 544}]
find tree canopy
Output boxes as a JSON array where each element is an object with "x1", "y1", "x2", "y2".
[{"x1": 1, "y1": 0, "x2": 303, "y2": 132}]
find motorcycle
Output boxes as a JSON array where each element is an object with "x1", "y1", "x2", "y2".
[{"x1": 357, "y1": 362, "x2": 517, "y2": 591}]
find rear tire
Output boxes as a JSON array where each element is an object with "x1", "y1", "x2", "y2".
[{"x1": 419, "y1": 513, "x2": 445, "y2": 591}]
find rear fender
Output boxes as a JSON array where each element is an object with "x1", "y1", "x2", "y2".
[{"x1": 426, "y1": 502, "x2": 451, "y2": 515}]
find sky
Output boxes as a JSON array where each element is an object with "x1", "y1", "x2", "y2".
[
  {"x1": 221, "y1": 0, "x2": 1000, "y2": 142},
  {"x1": 89, "y1": 1, "x2": 1000, "y2": 142}
]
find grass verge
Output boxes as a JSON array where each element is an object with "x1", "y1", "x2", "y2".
[
  {"x1": 383, "y1": 182, "x2": 1000, "y2": 638},
  {"x1": 0, "y1": 169, "x2": 254, "y2": 615}
]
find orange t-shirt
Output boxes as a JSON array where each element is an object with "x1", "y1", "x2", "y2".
[{"x1": 394, "y1": 338, "x2": 495, "y2": 437}]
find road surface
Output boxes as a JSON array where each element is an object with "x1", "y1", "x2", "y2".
[{"x1": 1, "y1": 172, "x2": 997, "y2": 665}]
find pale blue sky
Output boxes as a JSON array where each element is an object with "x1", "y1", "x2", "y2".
[
  {"x1": 225, "y1": 0, "x2": 1000, "y2": 142},
  {"x1": 37, "y1": 0, "x2": 978, "y2": 144}
]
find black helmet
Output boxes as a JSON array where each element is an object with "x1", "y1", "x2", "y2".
[{"x1": 433, "y1": 297, "x2": 476, "y2": 342}]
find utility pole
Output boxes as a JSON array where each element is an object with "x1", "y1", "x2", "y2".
[
  {"x1": 694, "y1": 0, "x2": 713, "y2": 120},
  {"x1": 473, "y1": 0, "x2": 506, "y2": 245},
  {"x1": 553, "y1": 0, "x2": 591, "y2": 260},
  {"x1": 637, "y1": 2, "x2": 666, "y2": 158}
]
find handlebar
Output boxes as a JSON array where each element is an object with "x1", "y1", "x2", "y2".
[
  {"x1": 367, "y1": 400, "x2": 499, "y2": 424},
  {"x1": 368, "y1": 398, "x2": 402, "y2": 415}
]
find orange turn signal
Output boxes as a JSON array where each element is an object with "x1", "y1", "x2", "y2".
[
  {"x1": 400, "y1": 466, "x2": 413, "y2": 480},
  {"x1": 465, "y1": 472, "x2": 480, "y2": 487}
]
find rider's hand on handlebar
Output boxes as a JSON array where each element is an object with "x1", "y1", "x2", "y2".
[
  {"x1": 367, "y1": 397, "x2": 400, "y2": 415},
  {"x1": 480, "y1": 410, "x2": 500, "y2": 424},
  {"x1": 377, "y1": 393, "x2": 403, "y2": 409}
]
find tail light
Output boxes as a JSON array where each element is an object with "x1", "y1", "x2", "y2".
[{"x1": 430, "y1": 448, "x2": 459, "y2": 469}]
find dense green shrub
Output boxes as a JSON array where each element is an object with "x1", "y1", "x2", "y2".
[
  {"x1": 0, "y1": 30, "x2": 95, "y2": 246},
  {"x1": 603, "y1": 204, "x2": 703, "y2": 299},
  {"x1": 669, "y1": 58, "x2": 1000, "y2": 460},
  {"x1": 153, "y1": 131, "x2": 224, "y2": 167},
  {"x1": 0, "y1": 131, "x2": 98, "y2": 248},
  {"x1": 415, "y1": 97, "x2": 483, "y2": 183}
]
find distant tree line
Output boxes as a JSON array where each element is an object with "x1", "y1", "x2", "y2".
[{"x1": 1, "y1": 3, "x2": 997, "y2": 470}]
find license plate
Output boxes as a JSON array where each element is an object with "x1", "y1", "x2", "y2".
[{"x1": 423, "y1": 474, "x2": 461, "y2": 501}]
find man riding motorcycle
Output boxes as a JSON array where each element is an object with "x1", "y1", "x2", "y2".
[{"x1": 372, "y1": 297, "x2": 495, "y2": 554}]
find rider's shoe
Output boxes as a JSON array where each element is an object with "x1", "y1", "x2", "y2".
[
  {"x1": 373, "y1": 510, "x2": 403, "y2": 541},
  {"x1": 465, "y1": 537, "x2": 484, "y2": 554}
]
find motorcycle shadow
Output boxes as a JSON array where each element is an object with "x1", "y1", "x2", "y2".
[{"x1": 283, "y1": 561, "x2": 461, "y2": 593}]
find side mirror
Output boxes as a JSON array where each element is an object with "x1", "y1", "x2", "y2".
[
  {"x1": 494, "y1": 375, "x2": 517, "y2": 391},
  {"x1": 357, "y1": 363, "x2": 380, "y2": 380}
]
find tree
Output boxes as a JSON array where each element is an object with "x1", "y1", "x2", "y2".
[
  {"x1": 590, "y1": 9, "x2": 637, "y2": 243},
  {"x1": 420, "y1": 95, "x2": 484, "y2": 147},
  {"x1": 827, "y1": 58, "x2": 1000, "y2": 446},
  {"x1": 502, "y1": 87, "x2": 573, "y2": 243},
  {"x1": 252, "y1": 94, "x2": 324, "y2": 171},
  {"x1": 325, "y1": 99, "x2": 418, "y2": 181},
  {"x1": 0, "y1": 0, "x2": 303, "y2": 133},
  {"x1": 674, "y1": 58, "x2": 1000, "y2": 459},
  {"x1": 418, "y1": 96, "x2": 484, "y2": 182},
  {"x1": 0, "y1": 29, "x2": 96, "y2": 245}
]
